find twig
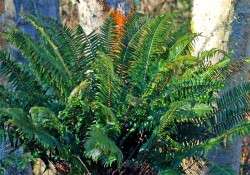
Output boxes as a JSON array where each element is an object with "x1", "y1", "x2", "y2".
[
  {"x1": 71, "y1": 155, "x2": 91, "y2": 175},
  {"x1": 112, "y1": 139, "x2": 142, "y2": 175}
]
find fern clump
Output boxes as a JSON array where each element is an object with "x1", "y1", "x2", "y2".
[{"x1": 0, "y1": 12, "x2": 249, "y2": 174}]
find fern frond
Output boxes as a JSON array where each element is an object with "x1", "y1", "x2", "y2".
[
  {"x1": 208, "y1": 82, "x2": 250, "y2": 135},
  {"x1": 94, "y1": 52, "x2": 122, "y2": 107},
  {"x1": 3, "y1": 29, "x2": 73, "y2": 97},
  {"x1": 166, "y1": 78, "x2": 223, "y2": 102},
  {"x1": 92, "y1": 102, "x2": 117, "y2": 126},
  {"x1": 196, "y1": 120, "x2": 250, "y2": 154},
  {"x1": 208, "y1": 164, "x2": 236, "y2": 175},
  {"x1": 20, "y1": 14, "x2": 72, "y2": 77},
  {"x1": 0, "y1": 108, "x2": 63, "y2": 149},
  {"x1": 99, "y1": 14, "x2": 123, "y2": 59},
  {"x1": 116, "y1": 13, "x2": 151, "y2": 81},
  {"x1": 73, "y1": 26, "x2": 99, "y2": 76},
  {"x1": 84, "y1": 126, "x2": 123, "y2": 168},
  {"x1": 168, "y1": 34, "x2": 197, "y2": 60},
  {"x1": 0, "y1": 50, "x2": 46, "y2": 105},
  {"x1": 29, "y1": 15, "x2": 80, "y2": 76},
  {"x1": 127, "y1": 14, "x2": 178, "y2": 91},
  {"x1": 199, "y1": 58, "x2": 231, "y2": 80}
]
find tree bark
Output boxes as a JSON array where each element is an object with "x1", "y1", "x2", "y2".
[
  {"x1": 61, "y1": 0, "x2": 133, "y2": 34},
  {"x1": 192, "y1": 0, "x2": 250, "y2": 174}
]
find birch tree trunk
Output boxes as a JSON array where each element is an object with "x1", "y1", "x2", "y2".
[
  {"x1": 192, "y1": 0, "x2": 250, "y2": 174},
  {"x1": 61, "y1": 0, "x2": 133, "y2": 34}
]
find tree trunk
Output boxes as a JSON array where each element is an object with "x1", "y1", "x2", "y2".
[
  {"x1": 192, "y1": 0, "x2": 250, "y2": 174},
  {"x1": 61, "y1": 0, "x2": 133, "y2": 34}
]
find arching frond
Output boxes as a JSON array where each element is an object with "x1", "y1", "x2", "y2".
[
  {"x1": 0, "y1": 108, "x2": 62, "y2": 149},
  {"x1": 168, "y1": 34, "x2": 197, "y2": 60},
  {"x1": 127, "y1": 14, "x2": 178, "y2": 92},
  {"x1": 208, "y1": 82, "x2": 250, "y2": 135},
  {"x1": 99, "y1": 14, "x2": 123, "y2": 59},
  {"x1": 73, "y1": 26, "x2": 100, "y2": 76},
  {"x1": 0, "y1": 50, "x2": 46, "y2": 106},
  {"x1": 116, "y1": 13, "x2": 151, "y2": 80},
  {"x1": 94, "y1": 51, "x2": 122, "y2": 107},
  {"x1": 20, "y1": 14, "x2": 73, "y2": 78},
  {"x1": 84, "y1": 126, "x2": 123, "y2": 168},
  {"x1": 3, "y1": 29, "x2": 73, "y2": 97}
]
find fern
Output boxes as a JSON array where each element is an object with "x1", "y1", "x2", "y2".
[
  {"x1": 20, "y1": 14, "x2": 72, "y2": 78},
  {"x1": 94, "y1": 51, "x2": 122, "y2": 108},
  {"x1": 116, "y1": 13, "x2": 151, "y2": 81},
  {"x1": 1, "y1": 12, "x2": 249, "y2": 174},
  {"x1": 208, "y1": 164, "x2": 236, "y2": 175},
  {"x1": 84, "y1": 126, "x2": 123, "y2": 168},
  {"x1": 208, "y1": 82, "x2": 250, "y2": 135},
  {"x1": 73, "y1": 26, "x2": 100, "y2": 76},
  {"x1": 127, "y1": 14, "x2": 179, "y2": 92},
  {"x1": 0, "y1": 50, "x2": 46, "y2": 106},
  {"x1": 3, "y1": 29, "x2": 73, "y2": 97},
  {"x1": 168, "y1": 34, "x2": 197, "y2": 60},
  {"x1": 0, "y1": 108, "x2": 62, "y2": 149}
]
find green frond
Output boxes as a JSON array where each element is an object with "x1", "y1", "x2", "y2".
[
  {"x1": 92, "y1": 102, "x2": 117, "y2": 126},
  {"x1": 127, "y1": 14, "x2": 178, "y2": 92},
  {"x1": 199, "y1": 57, "x2": 231, "y2": 80},
  {"x1": 20, "y1": 14, "x2": 72, "y2": 78},
  {"x1": 3, "y1": 29, "x2": 73, "y2": 97},
  {"x1": 197, "y1": 48, "x2": 226, "y2": 62},
  {"x1": 197, "y1": 121, "x2": 250, "y2": 154},
  {"x1": 168, "y1": 34, "x2": 197, "y2": 60},
  {"x1": 73, "y1": 26, "x2": 100, "y2": 76},
  {"x1": 31, "y1": 15, "x2": 80, "y2": 74},
  {"x1": 158, "y1": 100, "x2": 210, "y2": 133},
  {"x1": 29, "y1": 107, "x2": 59, "y2": 127},
  {"x1": 116, "y1": 13, "x2": 151, "y2": 80},
  {"x1": 99, "y1": 14, "x2": 122, "y2": 59},
  {"x1": 94, "y1": 52, "x2": 122, "y2": 107},
  {"x1": 84, "y1": 126, "x2": 123, "y2": 168},
  {"x1": 124, "y1": 13, "x2": 152, "y2": 42},
  {"x1": 166, "y1": 78, "x2": 224, "y2": 102},
  {"x1": 208, "y1": 82, "x2": 250, "y2": 135},
  {"x1": 139, "y1": 101, "x2": 183, "y2": 152},
  {"x1": 0, "y1": 108, "x2": 63, "y2": 150},
  {"x1": 0, "y1": 50, "x2": 46, "y2": 105},
  {"x1": 208, "y1": 164, "x2": 236, "y2": 175}
]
